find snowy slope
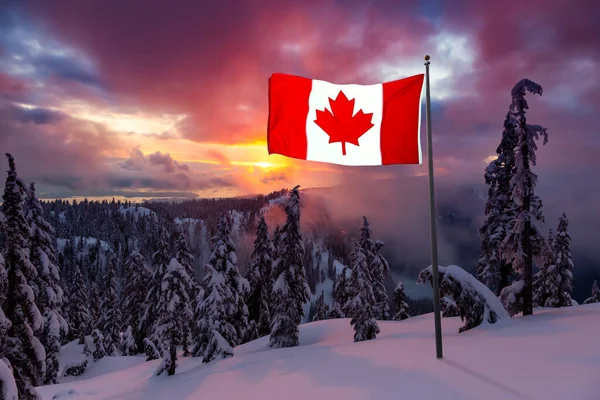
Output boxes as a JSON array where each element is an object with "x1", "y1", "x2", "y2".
[
  {"x1": 118, "y1": 206, "x2": 155, "y2": 219},
  {"x1": 37, "y1": 304, "x2": 600, "y2": 400}
]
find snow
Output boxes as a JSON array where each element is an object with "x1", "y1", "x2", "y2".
[
  {"x1": 36, "y1": 304, "x2": 600, "y2": 400},
  {"x1": 56, "y1": 237, "x2": 112, "y2": 254},
  {"x1": 0, "y1": 358, "x2": 18, "y2": 400}
]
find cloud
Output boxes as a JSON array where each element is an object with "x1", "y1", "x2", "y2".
[
  {"x1": 8, "y1": 104, "x2": 66, "y2": 124},
  {"x1": 205, "y1": 149, "x2": 231, "y2": 165},
  {"x1": 147, "y1": 151, "x2": 190, "y2": 173}
]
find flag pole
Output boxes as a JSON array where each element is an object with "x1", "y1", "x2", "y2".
[{"x1": 424, "y1": 54, "x2": 443, "y2": 359}]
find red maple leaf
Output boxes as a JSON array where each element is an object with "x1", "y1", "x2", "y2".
[{"x1": 314, "y1": 91, "x2": 374, "y2": 156}]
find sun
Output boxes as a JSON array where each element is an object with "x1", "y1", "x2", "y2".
[{"x1": 253, "y1": 162, "x2": 276, "y2": 169}]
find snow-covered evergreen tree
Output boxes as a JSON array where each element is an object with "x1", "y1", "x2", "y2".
[
  {"x1": 121, "y1": 326, "x2": 137, "y2": 356},
  {"x1": 269, "y1": 186, "x2": 310, "y2": 348},
  {"x1": 393, "y1": 281, "x2": 410, "y2": 321},
  {"x1": 544, "y1": 213, "x2": 574, "y2": 307},
  {"x1": 246, "y1": 216, "x2": 274, "y2": 338},
  {"x1": 533, "y1": 230, "x2": 554, "y2": 308},
  {"x1": 98, "y1": 258, "x2": 121, "y2": 355},
  {"x1": 173, "y1": 231, "x2": 196, "y2": 355},
  {"x1": 500, "y1": 79, "x2": 549, "y2": 316},
  {"x1": 2, "y1": 153, "x2": 45, "y2": 399},
  {"x1": 68, "y1": 263, "x2": 89, "y2": 343},
  {"x1": 121, "y1": 252, "x2": 151, "y2": 354},
  {"x1": 583, "y1": 280, "x2": 600, "y2": 304},
  {"x1": 312, "y1": 291, "x2": 329, "y2": 322},
  {"x1": 0, "y1": 357, "x2": 18, "y2": 400},
  {"x1": 477, "y1": 112, "x2": 518, "y2": 296},
  {"x1": 358, "y1": 217, "x2": 390, "y2": 320},
  {"x1": 345, "y1": 241, "x2": 379, "y2": 342},
  {"x1": 140, "y1": 227, "x2": 171, "y2": 359},
  {"x1": 331, "y1": 268, "x2": 349, "y2": 318},
  {"x1": 153, "y1": 258, "x2": 194, "y2": 376},
  {"x1": 441, "y1": 297, "x2": 460, "y2": 318},
  {"x1": 91, "y1": 329, "x2": 107, "y2": 361},
  {"x1": 25, "y1": 182, "x2": 67, "y2": 384},
  {"x1": 193, "y1": 264, "x2": 235, "y2": 363}
]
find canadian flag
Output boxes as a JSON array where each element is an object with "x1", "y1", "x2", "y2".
[{"x1": 267, "y1": 73, "x2": 424, "y2": 166}]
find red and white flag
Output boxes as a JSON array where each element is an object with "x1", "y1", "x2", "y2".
[{"x1": 267, "y1": 73, "x2": 424, "y2": 166}]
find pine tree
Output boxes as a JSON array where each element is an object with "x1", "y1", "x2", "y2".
[
  {"x1": 312, "y1": 291, "x2": 329, "y2": 321},
  {"x1": 246, "y1": 216, "x2": 274, "y2": 338},
  {"x1": 98, "y1": 258, "x2": 121, "y2": 355},
  {"x1": 533, "y1": 230, "x2": 554, "y2": 307},
  {"x1": 269, "y1": 186, "x2": 310, "y2": 348},
  {"x1": 500, "y1": 79, "x2": 549, "y2": 316},
  {"x1": 193, "y1": 264, "x2": 235, "y2": 363},
  {"x1": 68, "y1": 263, "x2": 90, "y2": 343},
  {"x1": 173, "y1": 232, "x2": 196, "y2": 356},
  {"x1": 477, "y1": 112, "x2": 519, "y2": 295},
  {"x1": 0, "y1": 357, "x2": 18, "y2": 400},
  {"x1": 153, "y1": 259, "x2": 194, "y2": 376},
  {"x1": 2, "y1": 154, "x2": 45, "y2": 399},
  {"x1": 91, "y1": 329, "x2": 107, "y2": 361},
  {"x1": 331, "y1": 267, "x2": 349, "y2": 318},
  {"x1": 25, "y1": 182, "x2": 67, "y2": 384},
  {"x1": 544, "y1": 213, "x2": 574, "y2": 307},
  {"x1": 140, "y1": 226, "x2": 170, "y2": 358},
  {"x1": 121, "y1": 252, "x2": 151, "y2": 354},
  {"x1": 358, "y1": 217, "x2": 390, "y2": 320},
  {"x1": 583, "y1": 280, "x2": 600, "y2": 304},
  {"x1": 121, "y1": 326, "x2": 137, "y2": 356},
  {"x1": 345, "y1": 241, "x2": 379, "y2": 342},
  {"x1": 393, "y1": 281, "x2": 410, "y2": 321}
]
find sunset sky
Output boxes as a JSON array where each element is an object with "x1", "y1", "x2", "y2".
[{"x1": 0, "y1": 0, "x2": 598, "y2": 200}]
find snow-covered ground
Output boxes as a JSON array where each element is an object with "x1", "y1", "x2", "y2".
[{"x1": 38, "y1": 304, "x2": 600, "y2": 400}]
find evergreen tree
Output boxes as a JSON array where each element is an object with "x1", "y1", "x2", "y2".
[
  {"x1": 68, "y1": 263, "x2": 90, "y2": 343},
  {"x1": 358, "y1": 217, "x2": 390, "y2": 320},
  {"x1": 2, "y1": 154, "x2": 45, "y2": 399},
  {"x1": 153, "y1": 259, "x2": 194, "y2": 376},
  {"x1": 331, "y1": 267, "x2": 349, "y2": 318},
  {"x1": 533, "y1": 230, "x2": 554, "y2": 307},
  {"x1": 91, "y1": 329, "x2": 107, "y2": 361},
  {"x1": 393, "y1": 281, "x2": 410, "y2": 321},
  {"x1": 193, "y1": 264, "x2": 235, "y2": 363},
  {"x1": 500, "y1": 79, "x2": 549, "y2": 316},
  {"x1": 98, "y1": 258, "x2": 121, "y2": 355},
  {"x1": 121, "y1": 252, "x2": 151, "y2": 354},
  {"x1": 583, "y1": 280, "x2": 600, "y2": 304},
  {"x1": 269, "y1": 186, "x2": 310, "y2": 348},
  {"x1": 173, "y1": 232, "x2": 196, "y2": 355},
  {"x1": 345, "y1": 241, "x2": 379, "y2": 342},
  {"x1": 544, "y1": 213, "x2": 574, "y2": 307},
  {"x1": 121, "y1": 326, "x2": 137, "y2": 356},
  {"x1": 312, "y1": 291, "x2": 329, "y2": 321},
  {"x1": 140, "y1": 226, "x2": 170, "y2": 358},
  {"x1": 246, "y1": 216, "x2": 274, "y2": 338},
  {"x1": 477, "y1": 112, "x2": 519, "y2": 295},
  {"x1": 25, "y1": 182, "x2": 67, "y2": 384}
]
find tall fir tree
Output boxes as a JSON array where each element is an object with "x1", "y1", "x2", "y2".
[
  {"x1": 358, "y1": 217, "x2": 390, "y2": 320},
  {"x1": 121, "y1": 252, "x2": 151, "y2": 354},
  {"x1": 345, "y1": 241, "x2": 379, "y2": 342},
  {"x1": 312, "y1": 291, "x2": 329, "y2": 322},
  {"x1": 500, "y1": 79, "x2": 549, "y2": 316},
  {"x1": 153, "y1": 259, "x2": 194, "y2": 376},
  {"x1": 583, "y1": 280, "x2": 600, "y2": 304},
  {"x1": 246, "y1": 216, "x2": 274, "y2": 338},
  {"x1": 173, "y1": 231, "x2": 196, "y2": 355},
  {"x1": 2, "y1": 154, "x2": 45, "y2": 399},
  {"x1": 68, "y1": 262, "x2": 90, "y2": 344},
  {"x1": 140, "y1": 226, "x2": 171, "y2": 358},
  {"x1": 269, "y1": 186, "x2": 310, "y2": 348},
  {"x1": 544, "y1": 213, "x2": 574, "y2": 307},
  {"x1": 477, "y1": 112, "x2": 519, "y2": 295},
  {"x1": 331, "y1": 267, "x2": 350, "y2": 318},
  {"x1": 193, "y1": 264, "x2": 235, "y2": 363},
  {"x1": 98, "y1": 258, "x2": 121, "y2": 355},
  {"x1": 393, "y1": 281, "x2": 410, "y2": 321},
  {"x1": 25, "y1": 182, "x2": 68, "y2": 384}
]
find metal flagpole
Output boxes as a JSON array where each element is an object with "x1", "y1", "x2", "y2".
[{"x1": 424, "y1": 54, "x2": 443, "y2": 359}]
